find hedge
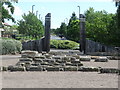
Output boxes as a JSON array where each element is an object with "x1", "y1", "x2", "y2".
[
  {"x1": 50, "y1": 40, "x2": 79, "y2": 49},
  {"x1": 0, "y1": 38, "x2": 22, "y2": 55}
]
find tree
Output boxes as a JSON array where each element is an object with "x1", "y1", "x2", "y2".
[
  {"x1": 18, "y1": 12, "x2": 44, "y2": 39},
  {"x1": 107, "y1": 15, "x2": 120, "y2": 46},
  {"x1": 0, "y1": 0, "x2": 18, "y2": 28},
  {"x1": 59, "y1": 22, "x2": 67, "y2": 36},
  {"x1": 115, "y1": 1, "x2": 120, "y2": 29},
  {"x1": 52, "y1": 12, "x2": 80, "y2": 42},
  {"x1": 67, "y1": 12, "x2": 80, "y2": 42},
  {"x1": 85, "y1": 7, "x2": 114, "y2": 44},
  {"x1": 0, "y1": 1, "x2": 18, "y2": 23}
]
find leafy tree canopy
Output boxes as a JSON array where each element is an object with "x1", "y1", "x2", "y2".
[
  {"x1": 18, "y1": 12, "x2": 44, "y2": 39},
  {"x1": 0, "y1": 0, "x2": 18, "y2": 23}
]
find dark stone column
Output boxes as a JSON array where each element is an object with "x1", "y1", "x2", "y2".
[
  {"x1": 79, "y1": 14, "x2": 86, "y2": 54},
  {"x1": 43, "y1": 13, "x2": 51, "y2": 52}
]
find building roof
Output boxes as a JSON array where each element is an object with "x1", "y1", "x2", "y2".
[{"x1": 2, "y1": 22, "x2": 11, "y2": 27}]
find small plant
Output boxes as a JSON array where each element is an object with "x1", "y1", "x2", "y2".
[
  {"x1": 50, "y1": 40, "x2": 79, "y2": 50},
  {"x1": 0, "y1": 38, "x2": 22, "y2": 55}
]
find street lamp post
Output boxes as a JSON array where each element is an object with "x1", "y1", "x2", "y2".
[
  {"x1": 36, "y1": 11, "x2": 38, "y2": 17},
  {"x1": 77, "y1": 6, "x2": 80, "y2": 18},
  {"x1": 39, "y1": 14, "x2": 41, "y2": 20},
  {"x1": 65, "y1": 18, "x2": 68, "y2": 25},
  {"x1": 32, "y1": 5, "x2": 35, "y2": 13}
]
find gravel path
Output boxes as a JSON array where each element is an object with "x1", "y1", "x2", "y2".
[
  {"x1": 2, "y1": 72, "x2": 118, "y2": 88},
  {"x1": 0, "y1": 55, "x2": 20, "y2": 67}
]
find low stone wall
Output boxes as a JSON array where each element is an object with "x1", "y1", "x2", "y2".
[
  {"x1": 22, "y1": 39, "x2": 43, "y2": 53},
  {"x1": 22, "y1": 39, "x2": 119, "y2": 56},
  {"x1": 86, "y1": 40, "x2": 118, "y2": 55}
]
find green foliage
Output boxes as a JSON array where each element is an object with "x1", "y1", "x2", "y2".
[
  {"x1": 67, "y1": 18, "x2": 80, "y2": 42},
  {"x1": 50, "y1": 40, "x2": 79, "y2": 49},
  {"x1": 53, "y1": 12, "x2": 80, "y2": 42},
  {"x1": 0, "y1": 1, "x2": 16, "y2": 23},
  {"x1": 52, "y1": 8, "x2": 120, "y2": 47},
  {"x1": 115, "y1": 1, "x2": 120, "y2": 29},
  {"x1": 0, "y1": 38, "x2": 22, "y2": 55},
  {"x1": 18, "y1": 12, "x2": 44, "y2": 40},
  {"x1": 60, "y1": 22, "x2": 67, "y2": 36},
  {"x1": 85, "y1": 7, "x2": 120, "y2": 46}
]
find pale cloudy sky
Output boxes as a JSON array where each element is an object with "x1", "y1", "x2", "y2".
[
  {"x1": 18, "y1": 0, "x2": 113, "y2": 2},
  {"x1": 14, "y1": 6, "x2": 23, "y2": 16},
  {"x1": 5, "y1": 0, "x2": 117, "y2": 29}
]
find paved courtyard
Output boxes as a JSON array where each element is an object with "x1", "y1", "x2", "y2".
[{"x1": 0, "y1": 54, "x2": 119, "y2": 88}]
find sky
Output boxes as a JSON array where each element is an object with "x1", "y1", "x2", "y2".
[{"x1": 5, "y1": 0, "x2": 117, "y2": 29}]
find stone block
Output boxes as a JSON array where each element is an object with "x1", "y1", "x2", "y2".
[
  {"x1": 53, "y1": 62, "x2": 60, "y2": 66},
  {"x1": 52, "y1": 56, "x2": 62, "y2": 60},
  {"x1": 71, "y1": 63, "x2": 83, "y2": 66},
  {"x1": 62, "y1": 56, "x2": 70, "y2": 62},
  {"x1": 45, "y1": 54, "x2": 52, "y2": 59},
  {"x1": 70, "y1": 57, "x2": 76, "y2": 61},
  {"x1": 64, "y1": 66, "x2": 77, "y2": 71},
  {"x1": 78, "y1": 66, "x2": 98, "y2": 72},
  {"x1": 49, "y1": 52, "x2": 56, "y2": 55},
  {"x1": 19, "y1": 58, "x2": 33, "y2": 62},
  {"x1": 31, "y1": 63, "x2": 40, "y2": 66},
  {"x1": 21, "y1": 54, "x2": 29, "y2": 58},
  {"x1": 60, "y1": 63, "x2": 66, "y2": 66},
  {"x1": 33, "y1": 58, "x2": 43, "y2": 63},
  {"x1": 72, "y1": 54, "x2": 80, "y2": 59},
  {"x1": 42, "y1": 52, "x2": 47, "y2": 55},
  {"x1": 59, "y1": 67, "x2": 64, "y2": 71},
  {"x1": 46, "y1": 66, "x2": 60, "y2": 71},
  {"x1": 99, "y1": 68, "x2": 119, "y2": 74},
  {"x1": 41, "y1": 62, "x2": 49, "y2": 65},
  {"x1": 1, "y1": 67, "x2": 8, "y2": 71},
  {"x1": 38, "y1": 56, "x2": 46, "y2": 59},
  {"x1": 77, "y1": 63, "x2": 83, "y2": 66},
  {"x1": 80, "y1": 56, "x2": 91, "y2": 61},
  {"x1": 91, "y1": 56, "x2": 99, "y2": 59},
  {"x1": 56, "y1": 59, "x2": 63, "y2": 63},
  {"x1": 66, "y1": 62, "x2": 72, "y2": 66},
  {"x1": 71, "y1": 63, "x2": 78, "y2": 66},
  {"x1": 95, "y1": 57, "x2": 108, "y2": 62},
  {"x1": 21, "y1": 50, "x2": 38, "y2": 58},
  {"x1": 26, "y1": 66, "x2": 42, "y2": 71},
  {"x1": 16, "y1": 61, "x2": 31, "y2": 67},
  {"x1": 107, "y1": 56, "x2": 120, "y2": 60},
  {"x1": 8, "y1": 66, "x2": 25, "y2": 71},
  {"x1": 71, "y1": 59, "x2": 80, "y2": 64},
  {"x1": 43, "y1": 59, "x2": 55, "y2": 63},
  {"x1": 34, "y1": 54, "x2": 42, "y2": 58}
]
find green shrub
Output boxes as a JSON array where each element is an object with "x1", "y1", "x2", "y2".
[
  {"x1": 50, "y1": 40, "x2": 79, "y2": 49},
  {"x1": 0, "y1": 38, "x2": 22, "y2": 55}
]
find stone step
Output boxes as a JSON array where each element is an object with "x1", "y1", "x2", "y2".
[
  {"x1": 80, "y1": 56, "x2": 91, "y2": 61},
  {"x1": 99, "y1": 68, "x2": 119, "y2": 74},
  {"x1": 26, "y1": 66, "x2": 42, "y2": 71},
  {"x1": 21, "y1": 50, "x2": 39, "y2": 58},
  {"x1": 8, "y1": 66, "x2": 25, "y2": 71},
  {"x1": 95, "y1": 57, "x2": 108, "y2": 62},
  {"x1": 63, "y1": 66, "x2": 78, "y2": 71},
  {"x1": 19, "y1": 58, "x2": 33, "y2": 62},
  {"x1": 78, "y1": 66, "x2": 99, "y2": 72},
  {"x1": 46, "y1": 66, "x2": 60, "y2": 71}
]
